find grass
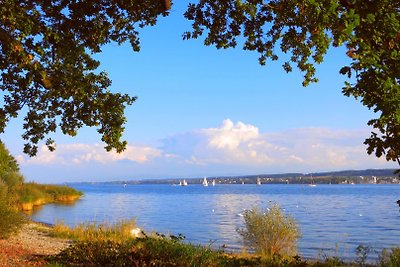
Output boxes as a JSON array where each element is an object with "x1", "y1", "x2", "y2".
[
  {"x1": 41, "y1": 184, "x2": 83, "y2": 201},
  {"x1": 52, "y1": 219, "x2": 137, "y2": 242},
  {"x1": 43, "y1": 217, "x2": 400, "y2": 267},
  {"x1": 379, "y1": 247, "x2": 400, "y2": 267},
  {"x1": 15, "y1": 182, "x2": 83, "y2": 205}
]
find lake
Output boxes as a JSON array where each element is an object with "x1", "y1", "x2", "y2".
[{"x1": 30, "y1": 184, "x2": 400, "y2": 260}]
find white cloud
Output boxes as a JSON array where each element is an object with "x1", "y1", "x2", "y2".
[
  {"x1": 18, "y1": 143, "x2": 161, "y2": 165},
  {"x1": 161, "y1": 119, "x2": 394, "y2": 172},
  {"x1": 204, "y1": 119, "x2": 259, "y2": 150},
  {"x1": 16, "y1": 119, "x2": 396, "y2": 178}
]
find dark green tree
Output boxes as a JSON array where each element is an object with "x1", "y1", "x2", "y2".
[
  {"x1": 0, "y1": 140, "x2": 19, "y2": 175},
  {"x1": 183, "y1": 0, "x2": 400, "y2": 167},
  {"x1": 0, "y1": 141, "x2": 24, "y2": 239},
  {"x1": 0, "y1": 0, "x2": 169, "y2": 156}
]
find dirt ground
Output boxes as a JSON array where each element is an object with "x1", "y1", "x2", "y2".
[{"x1": 0, "y1": 222, "x2": 71, "y2": 266}]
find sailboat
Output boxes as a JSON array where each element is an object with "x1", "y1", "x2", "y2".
[
  {"x1": 308, "y1": 175, "x2": 316, "y2": 187},
  {"x1": 181, "y1": 179, "x2": 188, "y2": 186},
  {"x1": 256, "y1": 177, "x2": 261, "y2": 186},
  {"x1": 212, "y1": 179, "x2": 216, "y2": 186},
  {"x1": 202, "y1": 177, "x2": 209, "y2": 186}
]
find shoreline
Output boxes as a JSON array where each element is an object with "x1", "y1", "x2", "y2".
[{"x1": 0, "y1": 221, "x2": 72, "y2": 267}]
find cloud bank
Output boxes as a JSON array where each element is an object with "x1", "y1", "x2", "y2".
[
  {"x1": 16, "y1": 119, "x2": 395, "y2": 181},
  {"x1": 17, "y1": 143, "x2": 161, "y2": 165},
  {"x1": 161, "y1": 119, "x2": 389, "y2": 171}
]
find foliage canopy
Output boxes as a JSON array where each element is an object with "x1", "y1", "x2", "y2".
[{"x1": 0, "y1": 0, "x2": 168, "y2": 156}]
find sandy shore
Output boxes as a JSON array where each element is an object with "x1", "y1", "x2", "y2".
[{"x1": 0, "y1": 222, "x2": 72, "y2": 267}]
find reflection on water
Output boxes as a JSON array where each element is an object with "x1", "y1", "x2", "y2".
[{"x1": 30, "y1": 184, "x2": 400, "y2": 260}]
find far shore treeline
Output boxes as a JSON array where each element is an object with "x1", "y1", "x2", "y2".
[{"x1": 95, "y1": 169, "x2": 398, "y2": 186}]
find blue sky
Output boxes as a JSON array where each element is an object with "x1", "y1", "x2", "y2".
[{"x1": 1, "y1": 1, "x2": 397, "y2": 183}]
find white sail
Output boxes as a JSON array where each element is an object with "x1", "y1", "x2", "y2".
[
  {"x1": 256, "y1": 177, "x2": 261, "y2": 186},
  {"x1": 203, "y1": 177, "x2": 208, "y2": 186},
  {"x1": 212, "y1": 179, "x2": 216, "y2": 186},
  {"x1": 182, "y1": 179, "x2": 188, "y2": 186}
]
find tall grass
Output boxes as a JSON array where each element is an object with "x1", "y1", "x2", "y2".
[
  {"x1": 17, "y1": 182, "x2": 48, "y2": 203},
  {"x1": 379, "y1": 247, "x2": 400, "y2": 267},
  {"x1": 52, "y1": 219, "x2": 137, "y2": 242},
  {"x1": 42, "y1": 184, "x2": 83, "y2": 200}
]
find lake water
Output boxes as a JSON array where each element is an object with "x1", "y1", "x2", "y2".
[{"x1": 30, "y1": 184, "x2": 400, "y2": 260}]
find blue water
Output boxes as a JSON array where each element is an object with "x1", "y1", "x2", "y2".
[{"x1": 30, "y1": 184, "x2": 400, "y2": 260}]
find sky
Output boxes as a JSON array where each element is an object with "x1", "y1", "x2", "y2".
[{"x1": 1, "y1": 1, "x2": 397, "y2": 183}]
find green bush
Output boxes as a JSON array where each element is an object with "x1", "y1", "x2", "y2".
[
  {"x1": 52, "y1": 236, "x2": 222, "y2": 267},
  {"x1": 0, "y1": 199, "x2": 25, "y2": 239},
  {"x1": 53, "y1": 240, "x2": 134, "y2": 266},
  {"x1": 0, "y1": 179, "x2": 8, "y2": 201},
  {"x1": 237, "y1": 204, "x2": 301, "y2": 259},
  {"x1": 1, "y1": 171, "x2": 24, "y2": 188},
  {"x1": 130, "y1": 235, "x2": 221, "y2": 266},
  {"x1": 0, "y1": 141, "x2": 20, "y2": 176},
  {"x1": 0, "y1": 205, "x2": 25, "y2": 239}
]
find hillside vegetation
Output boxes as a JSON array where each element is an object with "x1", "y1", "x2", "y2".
[{"x1": 0, "y1": 141, "x2": 82, "y2": 238}]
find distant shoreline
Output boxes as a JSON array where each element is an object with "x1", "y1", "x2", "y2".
[{"x1": 71, "y1": 168, "x2": 398, "y2": 185}]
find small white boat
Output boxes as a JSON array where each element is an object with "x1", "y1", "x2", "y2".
[
  {"x1": 256, "y1": 177, "x2": 261, "y2": 186},
  {"x1": 182, "y1": 179, "x2": 188, "y2": 186},
  {"x1": 308, "y1": 174, "x2": 316, "y2": 186},
  {"x1": 203, "y1": 177, "x2": 208, "y2": 186},
  {"x1": 212, "y1": 179, "x2": 216, "y2": 186},
  {"x1": 309, "y1": 179, "x2": 316, "y2": 187}
]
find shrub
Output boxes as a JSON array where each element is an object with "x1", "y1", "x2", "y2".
[
  {"x1": 130, "y1": 235, "x2": 221, "y2": 266},
  {"x1": 52, "y1": 236, "x2": 222, "y2": 267},
  {"x1": 0, "y1": 198, "x2": 25, "y2": 239},
  {"x1": 0, "y1": 205, "x2": 25, "y2": 239},
  {"x1": 52, "y1": 240, "x2": 134, "y2": 266},
  {"x1": 0, "y1": 179, "x2": 7, "y2": 201},
  {"x1": 1, "y1": 171, "x2": 24, "y2": 188},
  {"x1": 0, "y1": 141, "x2": 19, "y2": 176},
  {"x1": 0, "y1": 170, "x2": 25, "y2": 239},
  {"x1": 237, "y1": 204, "x2": 301, "y2": 259}
]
